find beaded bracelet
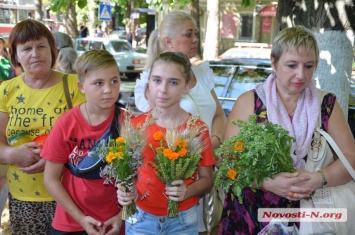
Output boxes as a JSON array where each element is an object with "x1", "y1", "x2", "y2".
[{"x1": 212, "y1": 134, "x2": 222, "y2": 145}]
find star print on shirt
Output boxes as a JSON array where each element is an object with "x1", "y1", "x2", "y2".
[
  {"x1": 70, "y1": 92, "x2": 74, "y2": 99},
  {"x1": 16, "y1": 94, "x2": 25, "y2": 104},
  {"x1": 59, "y1": 99, "x2": 63, "y2": 104},
  {"x1": 33, "y1": 117, "x2": 38, "y2": 122},
  {"x1": 12, "y1": 171, "x2": 20, "y2": 182},
  {"x1": 35, "y1": 190, "x2": 40, "y2": 196}
]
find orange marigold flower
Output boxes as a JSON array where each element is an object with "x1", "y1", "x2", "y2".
[
  {"x1": 153, "y1": 131, "x2": 164, "y2": 141},
  {"x1": 116, "y1": 137, "x2": 125, "y2": 143},
  {"x1": 163, "y1": 148, "x2": 174, "y2": 157},
  {"x1": 227, "y1": 168, "x2": 237, "y2": 180},
  {"x1": 175, "y1": 139, "x2": 188, "y2": 148},
  {"x1": 178, "y1": 147, "x2": 188, "y2": 157},
  {"x1": 234, "y1": 141, "x2": 245, "y2": 151},
  {"x1": 169, "y1": 152, "x2": 179, "y2": 161},
  {"x1": 163, "y1": 149, "x2": 179, "y2": 160},
  {"x1": 181, "y1": 140, "x2": 188, "y2": 148},
  {"x1": 106, "y1": 152, "x2": 116, "y2": 164}
]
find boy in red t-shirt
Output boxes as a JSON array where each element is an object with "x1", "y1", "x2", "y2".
[{"x1": 42, "y1": 50, "x2": 125, "y2": 235}]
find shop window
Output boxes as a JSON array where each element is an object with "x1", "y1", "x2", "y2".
[
  {"x1": 0, "y1": 9, "x2": 10, "y2": 24},
  {"x1": 239, "y1": 14, "x2": 253, "y2": 40}
]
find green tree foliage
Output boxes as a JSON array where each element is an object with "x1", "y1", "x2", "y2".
[
  {"x1": 50, "y1": 0, "x2": 87, "y2": 12},
  {"x1": 241, "y1": 0, "x2": 255, "y2": 8}
]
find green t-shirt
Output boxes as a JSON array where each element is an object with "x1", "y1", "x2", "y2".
[{"x1": 0, "y1": 57, "x2": 12, "y2": 82}]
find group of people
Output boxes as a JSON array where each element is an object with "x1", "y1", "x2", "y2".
[
  {"x1": 79, "y1": 21, "x2": 105, "y2": 38},
  {"x1": 0, "y1": 10, "x2": 354, "y2": 235}
]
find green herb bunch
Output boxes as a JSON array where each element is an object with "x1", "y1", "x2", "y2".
[{"x1": 215, "y1": 114, "x2": 295, "y2": 203}]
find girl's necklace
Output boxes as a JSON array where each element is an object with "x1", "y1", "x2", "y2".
[
  {"x1": 23, "y1": 70, "x2": 52, "y2": 89},
  {"x1": 85, "y1": 102, "x2": 93, "y2": 126}
]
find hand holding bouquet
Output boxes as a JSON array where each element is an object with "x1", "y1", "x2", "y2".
[
  {"x1": 92, "y1": 109, "x2": 152, "y2": 220},
  {"x1": 149, "y1": 116, "x2": 207, "y2": 217},
  {"x1": 215, "y1": 114, "x2": 295, "y2": 203}
]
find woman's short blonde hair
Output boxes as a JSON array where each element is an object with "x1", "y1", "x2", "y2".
[{"x1": 271, "y1": 26, "x2": 319, "y2": 67}]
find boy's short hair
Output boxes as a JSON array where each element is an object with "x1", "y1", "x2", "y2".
[{"x1": 74, "y1": 50, "x2": 119, "y2": 82}]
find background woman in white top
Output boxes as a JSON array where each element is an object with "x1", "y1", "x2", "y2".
[{"x1": 134, "y1": 10, "x2": 226, "y2": 234}]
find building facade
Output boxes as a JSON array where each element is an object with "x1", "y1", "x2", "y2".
[{"x1": 198, "y1": 0, "x2": 278, "y2": 54}]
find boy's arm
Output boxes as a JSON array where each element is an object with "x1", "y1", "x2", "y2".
[{"x1": 44, "y1": 161, "x2": 102, "y2": 234}]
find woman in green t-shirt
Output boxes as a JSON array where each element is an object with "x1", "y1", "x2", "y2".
[{"x1": 0, "y1": 35, "x2": 21, "y2": 83}]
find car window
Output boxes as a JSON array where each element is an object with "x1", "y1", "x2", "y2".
[
  {"x1": 76, "y1": 40, "x2": 88, "y2": 52},
  {"x1": 211, "y1": 65, "x2": 237, "y2": 97},
  {"x1": 211, "y1": 64, "x2": 272, "y2": 116},
  {"x1": 89, "y1": 41, "x2": 104, "y2": 50},
  {"x1": 110, "y1": 41, "x2": 133, "y2": 53},
  {"x1": 221, "y1": 49, "x2": 271, "y2": 60}
]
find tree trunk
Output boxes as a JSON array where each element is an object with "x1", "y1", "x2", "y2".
[
  {"x1": 203, "y1": 0, "x2": 219, "y2": 60},
  {"x1": 277, "y1": 0, "x2": 355, "y2": 118},
  {"x1": 188, "y1": 0, "x2": 202, "y2": 58},
  {"x1": 34, "y1": 0, "x2": 42, "y2": 21},
  {"x1": 65, "y1": 0, "x2": 79, "y2": 39},
  {"x1": 88, "y1": 0, "x2": 96, "y2": 37}
]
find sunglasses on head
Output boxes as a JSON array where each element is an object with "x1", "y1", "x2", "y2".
[{"x1": 57, "y1": 45, "x2": 71, "y2": 52}]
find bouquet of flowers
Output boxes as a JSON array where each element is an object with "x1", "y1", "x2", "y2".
[
  {"x1": 149, "y1": 116, "x2": 207, "y2": 217},
  {"x1": 92, "y1": 109, "x2": 152, "y2": 220},
  {"x1": 215, "y1": 114, "x2": 295, "y2": 203}
]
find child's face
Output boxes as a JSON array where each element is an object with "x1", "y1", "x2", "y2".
[
  {"x1": 148, "y1": 62, "x2": 189, "y2": 109},
  {"x1": 79, "y1": 66, "x2": 120, "y2": 110}
]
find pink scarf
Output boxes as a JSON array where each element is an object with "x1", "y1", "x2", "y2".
[{"x1": 255, "y1": 74, "x2": 319, "y2": 169}]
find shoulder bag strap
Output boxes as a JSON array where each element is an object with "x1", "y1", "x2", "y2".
[
  {"x1": 317, "y1": 128, "x2": 355, "y2": 181},
  {"x1": 110, "y1": 103, "x2": 121, "y2": 139},
  {"x1": 63, "y1": 74, "x2": 73, "y2": 109},
  {"x1": 316, "y1": 90, "x2": 355, "y2": 180}
]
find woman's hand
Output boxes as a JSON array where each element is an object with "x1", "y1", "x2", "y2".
[
  {"x1": 295, "y1": 169, "x2": 323, "y2": 192},
  {"x1": 165, "y1": 180, "x2": 187, "y2": 202},
  {"x1": 101, "y1": 213, "x2": 124, "y2": 235},
  {"x1": 263, "y1": 171, "x2": 314, "y2": 201},
  {"x1": 9, "y1": 142, "x2": 42, "y2": 167},
  {"x1": 116, "y1": 184, "x2": 137, "y2": 206},
  {"x1": 19, "y1": 158, "x2": 46, "y2": 174}
]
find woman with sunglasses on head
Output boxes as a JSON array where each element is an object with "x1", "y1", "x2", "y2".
[{"x1": 134, "y1": 10, "x2": 226, "y2": 234}]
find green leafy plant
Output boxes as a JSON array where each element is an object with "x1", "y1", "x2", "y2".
[{"x1": 215, "y1": 114, "x2": 295, "y2": 203}]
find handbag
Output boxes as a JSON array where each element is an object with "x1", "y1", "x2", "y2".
[
  {"x1": 187, "y1": 92, "x2": 224, "y2": 232},
  {"x1": 203, "y1": 175, "x2": 224, "y2": 232},
  {"x1": 300, "y1": 92, "x2": 355, "y2": 234},
  {"x1": 65, "y1": 104, "x2": 120, "y2": 179}
]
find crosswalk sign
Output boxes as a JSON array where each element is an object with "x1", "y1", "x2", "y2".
[{"x1": 98, "y1": 4, "x2": 111, "y2": 21}]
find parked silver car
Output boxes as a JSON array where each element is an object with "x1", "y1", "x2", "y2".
[{"x1": 74, "y1": 37, "x2": 146, "y2": 79}]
